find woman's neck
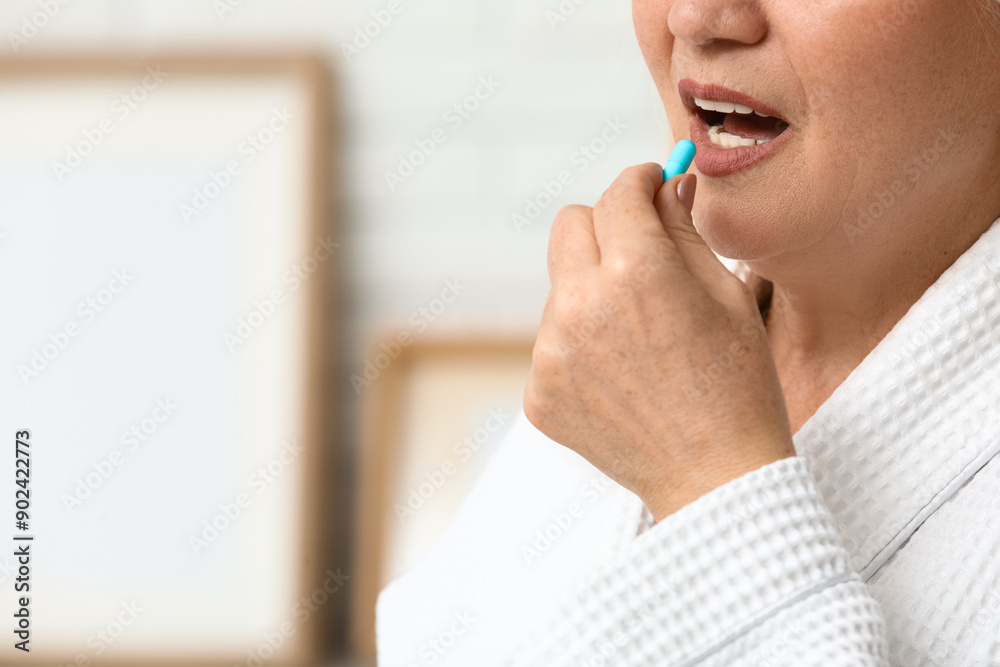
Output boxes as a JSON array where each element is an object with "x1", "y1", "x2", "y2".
[{"x1": 753, "y1": 203, "x2": 1000, "y2": 434}]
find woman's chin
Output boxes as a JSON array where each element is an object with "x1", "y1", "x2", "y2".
[{"x1": 691, "y1": 203, "x2": 787, "y2": 262}]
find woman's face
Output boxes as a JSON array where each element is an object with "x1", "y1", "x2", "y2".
[{"x1": 634, "y1": 0, "x2": 1000, "y2": 264}]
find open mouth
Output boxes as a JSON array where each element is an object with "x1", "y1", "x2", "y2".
[
  {"x1": 693, "y1": 98, "x2": 789, "y2": 148},
  {"x1": 678, "y1": 79, "x2": 793, "y2": 177}
]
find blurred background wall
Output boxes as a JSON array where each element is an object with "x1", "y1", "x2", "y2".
[{"x1": 0, "y1": 1, "x2": 671, "y2": 663}]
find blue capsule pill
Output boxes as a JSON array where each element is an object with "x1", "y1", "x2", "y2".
[{"x1": 663, "y1": 139, "x2": 696, "y2": 181}]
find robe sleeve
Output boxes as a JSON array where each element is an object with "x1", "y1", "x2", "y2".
[{"x1": 497, "y1": 456, "x2": 890, "y2": 666}]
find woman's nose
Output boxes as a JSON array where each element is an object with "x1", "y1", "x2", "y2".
[{"x1": 668, "y1": 0, "x2": 768, "y2": 47}]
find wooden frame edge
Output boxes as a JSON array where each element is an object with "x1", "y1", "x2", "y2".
[
  {"x1": 0, "y1": 52, "x2": 334, "y2": 667},
  {"x1": 348, "y1": 335, "x2": 536, "y2": 665}
]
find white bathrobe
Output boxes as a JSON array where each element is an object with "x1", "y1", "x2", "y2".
[{"x1": 376, "y1": 215, "x2": 1000, "y2": 666}]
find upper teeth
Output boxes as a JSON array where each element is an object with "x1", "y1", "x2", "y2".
[{"x1": 694, "y1": 96, "x2": 770, "y2": 118}]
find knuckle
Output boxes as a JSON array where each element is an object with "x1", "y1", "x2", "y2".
[
  {"x1": 530, "y1": 337, "x2": 568, "y2": 377},
  {"x1": 524, "y1": 344, "x2": 569, "y2": 433},
  {"x1": 555, "y1": 203, "x2": 590, "y2": 222},
  {"x1": 549, "y1": 205, "x2": 593, "y2": 253},
  {"x1": 606, "y1": 164, "x2": 658, "y2": 197},
  {"x1": 552, "y1": 205, "x2": 592, "y2": 237},
  {"x1": 596, "y1": 164, "x2": 660, "y2": 213},
  {"x1": 522, "y1": 378, "x2": 549, "y2": 432},
  {"x1": 552, "y1": 291, "x2": 587, "y2": 331},
  {"x1": 604, "y1": 254, "x2": 640, "y2": 284},
  {"x1": 595, "y1": 182, "x2": 625, "y2": 213},
  {"x1": 617, "y1": 163, "x2": 655, "y2": 187}
]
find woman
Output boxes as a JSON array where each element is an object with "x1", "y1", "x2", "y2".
[{"x1": 377, "y1": 0, "x2": 1000, "y2": 664}]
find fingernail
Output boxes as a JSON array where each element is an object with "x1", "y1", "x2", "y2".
[{"x1": 676, "y1": 173, "x2": 697, "y2": 214}]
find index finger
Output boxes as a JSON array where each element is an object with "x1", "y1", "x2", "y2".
[{"x1": 592, "y1": 162, "x2": 676, "y2": 262}]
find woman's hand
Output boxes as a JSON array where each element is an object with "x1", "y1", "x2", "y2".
[{"x1": 523, "y1": 163, "x2": 796, "y2": 522}]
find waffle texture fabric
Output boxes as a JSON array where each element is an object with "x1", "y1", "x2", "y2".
[{"x1": 376, "y1": 216, "x2": 1000, "y2": 667}]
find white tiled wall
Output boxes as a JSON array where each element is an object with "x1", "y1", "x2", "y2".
[{"x1": 2, "y1": 0, "x2": 670, "y2": 349}]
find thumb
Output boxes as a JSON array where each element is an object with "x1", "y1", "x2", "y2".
[
  {"x1": 677, "y1": 172, "x2": 697, "y2": 214},
  {"x1": 654, "y1": 173, "x2": 731, "y2": 287}
]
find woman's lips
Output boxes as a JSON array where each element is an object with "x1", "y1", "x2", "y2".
[
  {"x1": 689, "y1": 112, "x2": 793, "y2": 178},
  {"x1": 678, "y1": 78, "x2": 793, "y2": 178}
]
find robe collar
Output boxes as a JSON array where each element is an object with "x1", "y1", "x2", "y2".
[{"x1": 738, "y1": 215, "x2": 1000, "y2": 579}]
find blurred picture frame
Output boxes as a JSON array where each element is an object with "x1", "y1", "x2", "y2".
[
  {"x1": 0, "y1": 54, "x2": 334, "y2": 666},
  {"x1": 350, "y1": 337, "x2": 534, "y2": 665}
]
